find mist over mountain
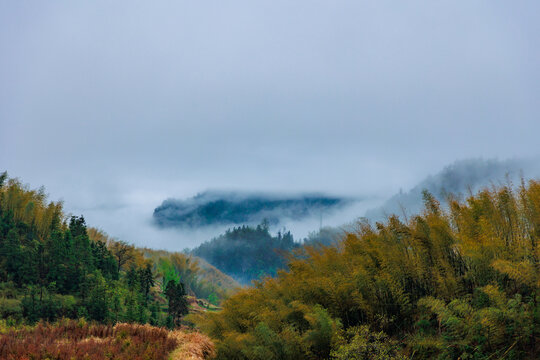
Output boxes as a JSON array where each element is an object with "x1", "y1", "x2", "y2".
[
  {"x1": 364, "y1": 158, "x2": 535, "y2": 222},
  {"x1": 153, "y1": 191, "x2": 349, "y2": 229}
]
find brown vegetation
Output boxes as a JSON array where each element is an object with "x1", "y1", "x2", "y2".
[
  {"x1": 0, "y1": 320, "x2": 215, "y2": 360},
  {"x1": 169, "y1": 329, "x2": 216, "y2": 360}
]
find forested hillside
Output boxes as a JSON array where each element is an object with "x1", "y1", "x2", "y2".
[
  {"x1": 192, "y1": 223, "x2": 299, "y2": 284},
  {"x1": 0, "y1": 172, "x2": 231, "y2": 327},
  {"x1": 198, "y1": 180, "x2": 540, "y2": 359}
]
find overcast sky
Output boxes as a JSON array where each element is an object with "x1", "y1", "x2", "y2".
[{"x1": 1, "y1": 1, "x2": 539, "y2": 249}]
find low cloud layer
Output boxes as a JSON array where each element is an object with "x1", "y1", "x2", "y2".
[{"x1": 153, "y1": 191, "x2": 350, "y2": 229}]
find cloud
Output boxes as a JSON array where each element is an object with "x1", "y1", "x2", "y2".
[
  {"x1": 1, "y1": 1, "x2": 539, "y2": 249},
  {"x1": 153, "y1": 191, "x2": 350, "y2": 229}
]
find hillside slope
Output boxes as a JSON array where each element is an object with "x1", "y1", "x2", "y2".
[
  {"x1": 142, "y1": 248, "x2": 240, "y2": 301},
  {"x1": 198, "y1": 180, "x2": 540, "y2": 359}
]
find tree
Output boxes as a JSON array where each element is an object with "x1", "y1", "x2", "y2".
[
  {"x1": 109, "y1": 240, "x2": 136, "y2": 273},
  {"x1": 46, "y1": 229, "x2": 76, "y2": 293},
  {"x1": 70, "y1": 216, "x2": 95, "y2": 278},
  {"x1": 82, "y1": 271, "x2": 109, "y2": 322},
  {"x1": 139, "y1": 262, "x2": 155, "y2": 304},
  {"x1": 165, "y1": 280, "x2": 188, "y2": 326},
  {"x1": 208, "y1": 292, "x2": 219, "y2": 306},
  {"x1": 91, "y1": 239, "x2": 118, "y2": 280},
  {"x1": 3, "y1": 229, "x2": 22, "y2": 284}
]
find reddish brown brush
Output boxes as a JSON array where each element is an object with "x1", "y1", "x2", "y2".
[{"x1": 0, "y1": 321, "x2": 179, "y2": 360}]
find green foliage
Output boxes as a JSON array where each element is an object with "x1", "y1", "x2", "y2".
[
  {"x1": 0, "y1": 297, "x2": 22, "y2": 320},
  {"x1": 416, "y1": 287, "x2": 536, "y2": 359},
  {"x1": 303, "y1": 305, "x2": 341, "y2": 359},
  {"x1": 208, "y1": 292, "x2": 219, "y2": 306},
  {"x1": 165, "y1": 279, "x2": 189, "y2": 326},
  {"x1": 158, "y1": 258, "x2": 181, "y2": 291},
  {"x1": 331, "y1": 326, "x2": 406, "y2": 360}
]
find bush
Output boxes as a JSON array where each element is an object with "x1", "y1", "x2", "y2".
[
  {"x1": 331, "y1": 326, "x2": 405, "y2": 360},
  {"x1": 0, "y1": 297, "x2": 22, "y2": 319}
]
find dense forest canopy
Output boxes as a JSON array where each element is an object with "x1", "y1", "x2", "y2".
[{"x1": 198, "y1": 180, "x2": 540, "y2": 359}]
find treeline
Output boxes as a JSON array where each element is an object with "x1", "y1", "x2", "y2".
[
  {"x1": 198, "y1": 181, "x2": 539, "y2": 359},
  {"x1": 192, "y1": 223, "x2": 299, "y2": 284},
  {"x1": 0, "y1": 172, "x2": 190, "y2": 326}
]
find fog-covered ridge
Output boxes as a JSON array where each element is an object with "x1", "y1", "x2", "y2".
[
  {"x1": 153, "y1": 191, "x2": 349, "y2": 229},
  {"x1": 365, "y1": 158, "x2": 534, "y2": 222}
]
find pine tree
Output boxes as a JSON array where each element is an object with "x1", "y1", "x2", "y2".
[{"x1": 165, "y1": 280, "x2": 188, "y2": 326}]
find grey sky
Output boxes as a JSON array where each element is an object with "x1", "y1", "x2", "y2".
[{"x1": 1, "y1": 1, "x2": 539, "y2": 249}]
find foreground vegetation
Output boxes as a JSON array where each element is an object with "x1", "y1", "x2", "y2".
[
  {"x1": 3, "y1": 170, "x2": 539, "y2": 359},
  {"x1": 0, "y1": 319, "x2": 214, "y2": 360},
  {"x1": 198, "y1": 181, "x2": 540, "y2": 359}
]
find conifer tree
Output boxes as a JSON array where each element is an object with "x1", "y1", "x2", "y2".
[{"x1": 165, "y1": 280, "x2": 188, "y2": 326}]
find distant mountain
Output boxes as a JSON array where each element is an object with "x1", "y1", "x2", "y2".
[
  {"x1": 191, "y1": 223, "x2": 299, "y2": 284},
  {"x1": 160, "y1": 158, "x2": 536, "y2": 286},
  {"x1": 153, "y1": 191, "x2": 348, "y2": 228},
  {"x1": 365, "y1": 158, "x2": 532, "y2": 221}
]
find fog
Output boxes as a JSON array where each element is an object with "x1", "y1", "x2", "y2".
[{"x1": 1, "y1": 1, "x2": 539, "y2": 249}]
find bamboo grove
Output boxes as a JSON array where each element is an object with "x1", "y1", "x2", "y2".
[{"x1": 198, "y1": 181, "x2": 540, "y2": 359}]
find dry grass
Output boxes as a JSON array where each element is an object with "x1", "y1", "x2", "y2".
[
  {"x1": 168, "y1": 328, "x2": 216, "y2": 360},
  {"x1": 0, "y1": 320, "x2": 214, "y2": 360}
]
